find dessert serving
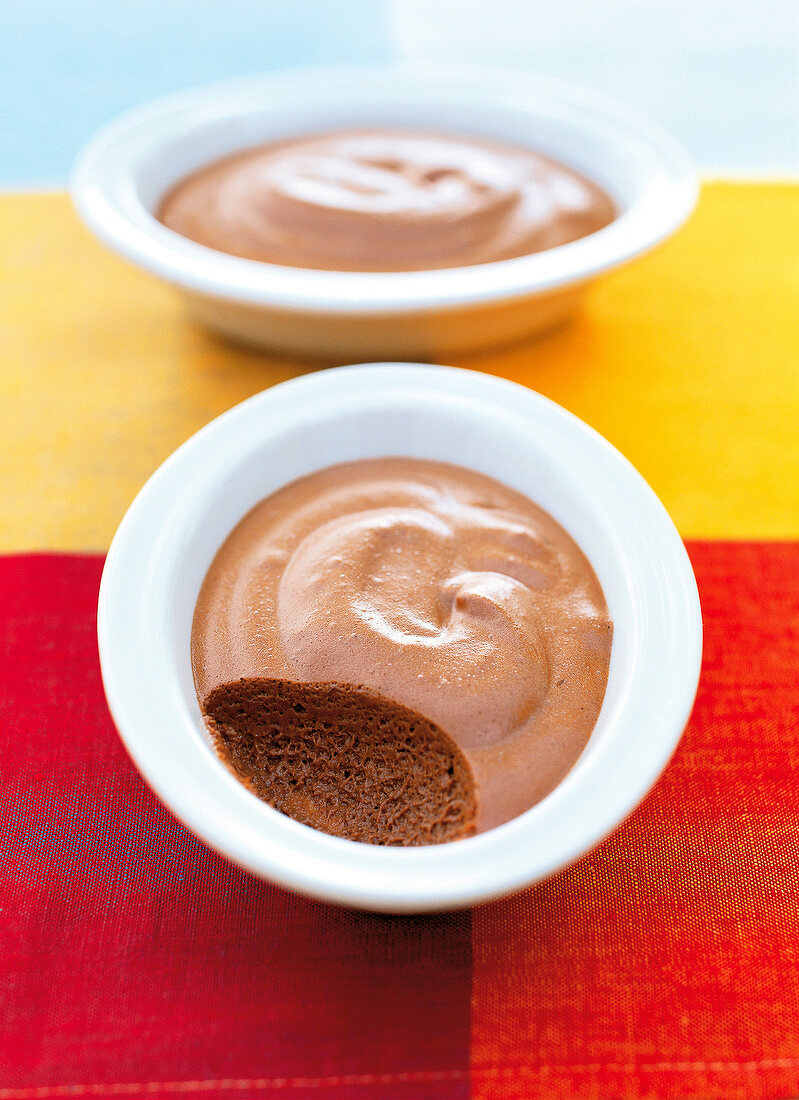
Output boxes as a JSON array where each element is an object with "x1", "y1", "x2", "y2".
[
  {"x1": 98, "y1": 362, "x2": 701, "y2": 906},
  {"x1": 192, "y1": 457, "x2": 613, "y2": 845},
  {"x1": 74, "y1": 68, "x2": 696, "y2": 356},
  {"x1": 158, "y1": 128, "x2": 616, "y2": 272}
]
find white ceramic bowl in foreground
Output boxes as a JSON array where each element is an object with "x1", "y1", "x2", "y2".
[
  {"x1": 72, "y1": 66, "x2": 697, "y2": 359},
  {"x1": 98, "y1": 364, "x2": 702, "y2": 912}
]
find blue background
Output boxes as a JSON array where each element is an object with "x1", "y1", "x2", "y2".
[
  {"x1": 3, "y1": 1, "x2": 389, "y2": 185},
  {"x1": 3, "y1": 1, "x2": 796, "y2": 185}
]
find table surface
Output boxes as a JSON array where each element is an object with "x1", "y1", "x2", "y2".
[
  {"x1": 2, "y1": 10, "x2": 799, "y2": 1092},
  {"x1": 2, "y1": 183, "x2": 797, "y2": 552},
  {"x1": 1, "y1": 179, "x2": 799, "y2": 1099}
]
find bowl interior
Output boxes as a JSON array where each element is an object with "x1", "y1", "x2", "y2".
[
  {"x1": 133, "y1": 74, "x2": 648, "y2": 216},
  {"x1": 168, "y1": 390, "x2": 636, "y2": 733},
  {"x1": 99, "y1": 364, "x2": 701, "y2": 911},
  {"x1": 72, "y1": 67, "x2": 697, "y2": 313}
]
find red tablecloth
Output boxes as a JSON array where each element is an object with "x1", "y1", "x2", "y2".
[{"x1": 2, "y1": 544, "x2": 798, "y2": 1100}]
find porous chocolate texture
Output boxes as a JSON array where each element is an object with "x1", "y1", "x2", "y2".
[{"x1": 202, "y1": 677, "x2": 478, "y2": 845}]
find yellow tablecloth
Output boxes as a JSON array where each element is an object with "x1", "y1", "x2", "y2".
[{"x1": 1, "y1": 181, "x2": 798, "y2": 550}]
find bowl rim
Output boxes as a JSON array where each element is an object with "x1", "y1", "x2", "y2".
[
  {"x1": 71, "y1": 63, "x2": 698, "y2": 315},
  {"x1": 97, "y1": 363, "x2": 702, "y2": 912}
]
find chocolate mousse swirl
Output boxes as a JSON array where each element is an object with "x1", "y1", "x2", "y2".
[
  {"x1": 158, "y1": 129, "x2": 616, "y2": 271},
  {"x1": 192, "y1": 459, "x2": 612, "y2": 835}
]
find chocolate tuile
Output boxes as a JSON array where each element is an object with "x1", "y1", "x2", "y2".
[{"x1": 202, "y1": 677, "x2": 478, "y2": 845}]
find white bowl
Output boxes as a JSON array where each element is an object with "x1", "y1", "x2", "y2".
[
  {"x1": 72, "y1": 65, "x2": 697, "y2": 359},
  {"x1": 97, "y1": 363, "x2": 702, "y2": 912}
]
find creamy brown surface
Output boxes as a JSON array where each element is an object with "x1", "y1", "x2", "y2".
[
  {"x1": 158, "y1": 128, "x2": 616, "y2": 272},
  {"x1": 192, "y1": 458, "x2": 612, "y2": 833}
]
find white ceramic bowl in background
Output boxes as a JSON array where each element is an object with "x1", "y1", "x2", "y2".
[
  {"x1": 97, "y1": 364, "x2": 701, "y2": 912},
  {"x1": 72, "y1": 66, "x2": 697, "y2": 359}
]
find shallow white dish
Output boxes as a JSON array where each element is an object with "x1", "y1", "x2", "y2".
[
  {"x1": 97, "y1": 363, "x2": 701, "y2": 912},
  {"x1": 72, "y1": 65, "x2": 697, "y2": 359}
]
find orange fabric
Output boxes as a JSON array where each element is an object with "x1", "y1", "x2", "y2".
[
  {"x1": 465, "y1": 181, "x2": 799, "y2": 540},
  {"x1": 470, "y1": 542, "x2": 799, "y2": 1099}
]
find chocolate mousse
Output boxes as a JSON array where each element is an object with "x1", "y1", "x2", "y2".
[
  {"x1": 192, "y1": 458, "x2": 613, "y2": 843},
  {"x1": 158, "y1": 128, "x2": 616, "y2": 271}
]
